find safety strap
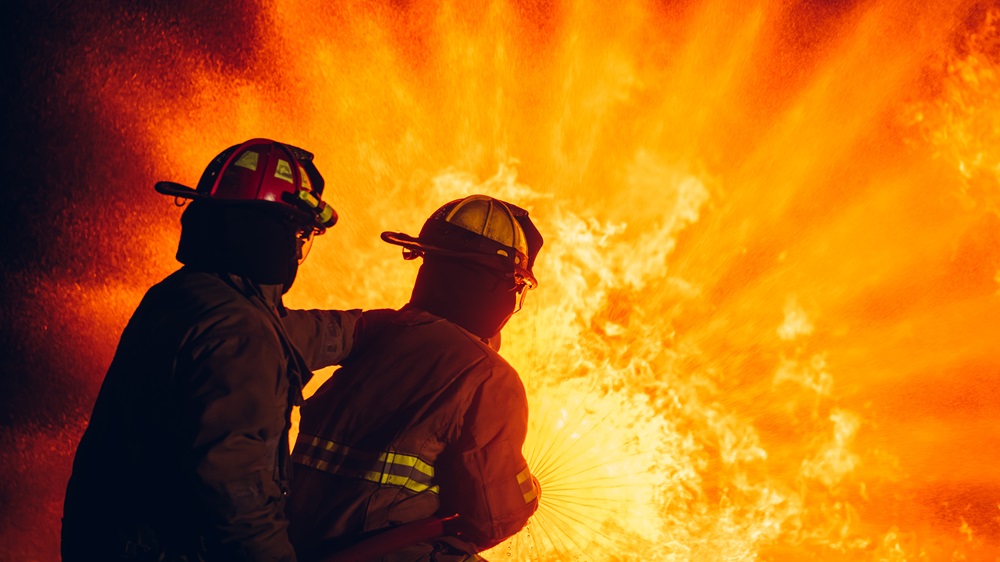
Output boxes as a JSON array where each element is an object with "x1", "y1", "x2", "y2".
[{"x1": 293, "y1": 434, "x2": 439, "y2": 495}]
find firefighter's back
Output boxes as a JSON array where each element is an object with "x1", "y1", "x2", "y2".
[
  {"x1": 61, "y1": 268, "x2": 287, "y2": 561},
  {"x1": 288, "y1": 305, "x2": 504, "y2": 560}
]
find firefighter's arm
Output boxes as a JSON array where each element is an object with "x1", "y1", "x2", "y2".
[
  {"x1": 281, "y1": 308, "x2": 360, "y2": 370},
  {"x1": 283, "y1": 308, "x2": 396, "y2": 370},
  {"x1": 182, "y1": 325, "x2": 297, "y2": 562},
  {"x1": 438, "y1": 364, "x2": 540, "y2": 551}
]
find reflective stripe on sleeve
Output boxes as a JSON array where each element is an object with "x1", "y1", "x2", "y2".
[
  {"x1": 293, "y1": 433, "x2": 439, "y2": 495},
  {"x1": 516, "y1": 467, "x2": 537, "y2": 503}
]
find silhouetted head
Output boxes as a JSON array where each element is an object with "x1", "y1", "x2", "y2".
[
  {"x1": 156, "y1": 138, "x2": 338, "y2": 292},
  {"x1": 382, "y1": 194, "x2": 543, "y2": 340}
]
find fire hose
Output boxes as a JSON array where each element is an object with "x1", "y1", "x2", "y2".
[{"x1": 317, "y1": 513, "x2": 462, "y2": 562}]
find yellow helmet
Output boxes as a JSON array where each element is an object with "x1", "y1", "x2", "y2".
[{"x1": 381, "y1": 194, "x2": 542, "y2": 289}]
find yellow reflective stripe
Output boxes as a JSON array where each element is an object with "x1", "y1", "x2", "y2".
[
  {"x1": 516, "y1": 467, "x2": 536, "y2": 503},
  {"x1": 296, "y1": 454, "x2": 330, "y2": 472},
  {"x1": 516, "y1": 467, "x2": 531, "y2": 484},
  {"x1": 296, "y1": 189, "x2": 320, "y2": 208},
  {"x1": 309, "y1": 435, "x2": 341, "y2": 452},
  {"x1": 317, "y1": 202, "x2": 334, "y2": 224},
  {"x1": 362, "y1": 470, "x2": 439, "y2": 494},
  {"x1": 380, "y1": 451, "x2": 434, "y2": 478},
  {"x1": 296, "y1": 434, "x2": 438, "y2": 495}
]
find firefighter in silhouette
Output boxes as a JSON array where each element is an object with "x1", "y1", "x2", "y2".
[
  {"x1": 62, "y1": 139, "x2": 371, "y2": 562},
  {"x1": 286, "y1": 195, "x2": 543, "y2": 562}
]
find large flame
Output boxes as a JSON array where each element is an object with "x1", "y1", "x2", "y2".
[{"x1": 7, "y1": 0, "x2": 1000, "y2": 560}]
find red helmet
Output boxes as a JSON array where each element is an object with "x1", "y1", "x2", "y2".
[{"x1": 155, "y1": 138, "x2": 338, "y2": 232}]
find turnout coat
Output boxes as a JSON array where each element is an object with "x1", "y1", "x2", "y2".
[
  {"x1": 286, "y1": 306, "x2": 540, "y2": 561},
  {"x1": 62, "y1": 267, "x2": 363, "y2": 561}
]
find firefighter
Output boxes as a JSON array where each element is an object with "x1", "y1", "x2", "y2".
[
  {"x1": 62, "y1": 139, "x2": 370, "y2": 561},
  {"x1": 286, "y1": 194, "x2": 543, "y2": 562}
]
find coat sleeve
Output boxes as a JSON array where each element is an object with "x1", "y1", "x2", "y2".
[
  {"x1": 437, "y1": 363, "x2": 541, "y2": 551},
  {"x1": 283, "y1": 308, "x2": 397, "y2": 370},
  {"x1": 281, "y1": 309, "x2": 362, "y2": 370},
  {"x1": 180, "y1": 324, "x2": 297, "y2": 562}
]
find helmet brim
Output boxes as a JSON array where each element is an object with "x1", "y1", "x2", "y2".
[
  {"x1": 380, "y1": 230, "x2": 538, "y2": 289},
  {"x1": 155, "y1": 181, "x2": 208, "y2": 200},
  {"x1": 157, "y1": 180, "x2": 328, "y2": 232},
  {"x1": 380, "y1": 230, "x2": 465, "y2": 258}
]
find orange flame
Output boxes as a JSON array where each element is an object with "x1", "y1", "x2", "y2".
[{"x1": 31, "y1": 1, "x2": 1000, "y2": 560}]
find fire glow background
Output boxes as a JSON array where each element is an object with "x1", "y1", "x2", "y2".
[{"x1": 2, "y1": 0, "x2": 1000, "y2": 560}]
